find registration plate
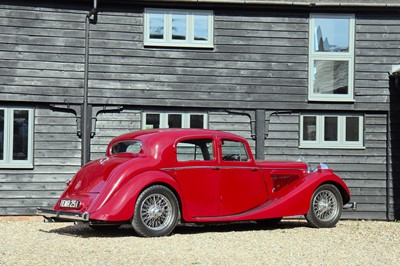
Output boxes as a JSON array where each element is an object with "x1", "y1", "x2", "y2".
[{"x1": 60, "y1": 200, "x2": 80, "y2": 208}]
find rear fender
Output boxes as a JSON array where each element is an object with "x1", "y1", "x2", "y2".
[{"x1": 89, "y1": 170, "x2": 183, "y2": 222}]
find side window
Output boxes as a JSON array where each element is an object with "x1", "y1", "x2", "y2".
[
  {"x1": 221, "y1": 140, "x2": 249, "y2": 162},
  {"x1": 176, "y1": 138, "x2": 214, "y2": 162}
]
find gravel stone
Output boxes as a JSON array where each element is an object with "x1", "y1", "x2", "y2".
[{"x1": 0, "y1": 219, "x2": 399, "y2": 265}]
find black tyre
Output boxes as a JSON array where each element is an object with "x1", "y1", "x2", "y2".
[
  {"x1": 131, "y1": 185, "x2": 179, "y2": 237},
  {"x1": 305, "y1": 184, "x2": 343, "y2": 228},
  {"x1": 256, "y1": 217, "x2": 282, "y2": 227}
]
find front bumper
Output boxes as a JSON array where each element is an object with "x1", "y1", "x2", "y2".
[{"x1": 36, "y1": 207, "x2": 89, "y2": 222}]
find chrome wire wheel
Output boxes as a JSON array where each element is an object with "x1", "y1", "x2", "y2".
[
  {"x1": 140, "y1": 193, "x2": 173, "y2": 230},
  {"x1": 132, "y1": 185, "x2": 179, "y2": 237},
  {"x1": 305, "y1": 184, "x2": 343, "y2": 228},
  {"x1": 312, "y1": 190, "x2": 338, "y2": 221}
]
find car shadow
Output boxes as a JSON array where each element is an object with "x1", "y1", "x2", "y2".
[{"x1": 39, "y1": 220, "x2": 310, "y2": 238}]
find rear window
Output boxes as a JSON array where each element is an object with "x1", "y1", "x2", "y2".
[
  {"x1": 111, "y1": 140, "x2": 142, "y2": 154},
  {"x1": 176, "y1": 139, "x2": 214, "y2": 162}
]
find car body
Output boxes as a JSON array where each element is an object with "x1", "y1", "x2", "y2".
[{"x1": 37, "y1": 129, "x2": 354, "y2": 237}]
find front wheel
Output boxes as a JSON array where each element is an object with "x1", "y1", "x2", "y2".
[
  {"x1": 305, "y1": 184, "x2": 343, "y2": 228},
  {"x1": 131, "y1": 185, "x2": 180, "y2": 237}
]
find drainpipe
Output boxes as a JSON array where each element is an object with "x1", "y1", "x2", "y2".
[{"x1": 82, "y1": 0, "x2": 97, "y2": 166}]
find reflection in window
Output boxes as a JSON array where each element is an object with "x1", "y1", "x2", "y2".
[
  {"x1": 0, "y1": 107, "x2": 33, "y2": 168},
  {"x1": 149, "y1": 12, "x2": 164, "y2": 39},
  {"x1": 145, "y1": 9, "x2": 213, "y2": 48},
  {"x1": 300, "y1": 114, "x2": 363, "y2": 148},
  {"x1": 313, "y1": 18, "x2": 350, "y2": 52},
  {"x1": 172, "y1": 13, "x2": 186, "y2": 40},
  {"x1": 194, "y1": 13, "x2": 209, "y2": 41},
  {"x1": 313, "y1": 60, "x2": 349, "y2": 94},
  {"x1": 303, "y1": 116, "x2": 316, "y2": 141},
  {"x1": 308, "y1": 14, "x2": 354, "y2": 101}
]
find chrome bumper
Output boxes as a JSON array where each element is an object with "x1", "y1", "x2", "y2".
[
  {"x1": 343, "y1": 202, "x2": 357, "y2": 211},
  {"x1": 36, "y1": 207, "x2": 89, "y2": 222}
]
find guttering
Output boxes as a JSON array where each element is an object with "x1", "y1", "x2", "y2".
[
  {"x1": 141, "y1": 0, "x2": 400, "y2": 7},
  {"x1": 82, "y1": 0, "x2": 98, "y2": 165}
]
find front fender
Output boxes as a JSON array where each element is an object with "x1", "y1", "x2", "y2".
[{"x1": 88, "y1": 170, "x2": 183, "y2": 222}]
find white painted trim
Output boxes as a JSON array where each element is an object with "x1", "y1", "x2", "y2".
[
  {"x1": 144, "y1": 8, "x2": 214, "y2": 48},
  {"x1": 0, "y1": 107, "x2": 34, "y2": 169},
  {"x1": 308, "y1": 13, "x2": 355, "y2": 102},
  {"x1": 300, "y1": 113, "x2": 364, "y2": 149}
]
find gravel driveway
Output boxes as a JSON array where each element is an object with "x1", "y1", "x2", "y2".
[{"x1": 1, "y1": 218, "x2": 399, "y2": 265}]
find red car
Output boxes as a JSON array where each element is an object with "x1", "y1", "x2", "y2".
[{"x1": 37, "y1": 129, "x2": 354, "y2": 237}]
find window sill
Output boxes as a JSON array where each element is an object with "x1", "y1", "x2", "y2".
[
  {"x1": 0, "y1": 164, "x2": 34, "y2": 169},
  {"x1": 308, "y1": 97, "x2": 355, "y2": 103},
  {"x1": 144, "y1": 42, "x2": 214, "y2": 49},
  {"x1": 299, "y1": 145, "x2": 365, "y2": 150}
]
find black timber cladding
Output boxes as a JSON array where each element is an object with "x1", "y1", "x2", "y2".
[{"x1": 0, "y1": 0, "x2": 398, "y2": 219}]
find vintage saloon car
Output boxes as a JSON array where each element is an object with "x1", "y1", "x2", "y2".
[{"x1": 37, "y1": 129, "x2": 353, "y2": 237}]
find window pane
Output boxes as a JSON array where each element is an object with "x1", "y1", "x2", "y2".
[
  {"x1": 194, "y1": 14, "x2": 209, "y2": 41},
  {"x1": 313, "y1": 60, "x2": 348, "y2": 94},
  {"x1": 190, "y1": 115, "x2": 204, "y2": 128},
  {"x1": 324, "y1": 117, "x2": 338, "y2": 141},
  {"x1": 0, "y1": 110, "x2": 4, "y2": 160},
  {"x1": 13, "y1": 110, "x2": 29, "y2": 160},
  {"x1": 168, "y1": 114, "x2": 182, "y2": 128},
  {"x1": 303, "y1": 116, "x2": 316, "y2": 141},
  {"x1": 313, "y1": 17, "x2": 349, "y2": 52},
  {"x1": 346, "y1": 117, "x2": 359, "y2": 141},
  {"x1": 172, "y1": 13, "x2": 186, "y2": 40},
  {"x1": 221, "y1": 140, "x2": 249, "y2": 162},
  {"x1": 149, "y1": 12, "x2": 164, "y2": 39},
  {"x1": 145, "y1": 114, "x2": 160, "y2": 129},
  {"x1": 177, "y1": 139, "x2": 213, "y2": 161}
]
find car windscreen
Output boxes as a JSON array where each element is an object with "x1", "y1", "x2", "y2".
[{"x1": 111, "y1": 140, "x2": 142, "y2": 155}]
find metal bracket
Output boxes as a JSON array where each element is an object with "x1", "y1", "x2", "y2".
[
  {"x1": 50, "y1": 103, "x2": 82, "y2": 138},
  {"x1": 91, "y1": 105, "x2": 124, "y2": 138}
]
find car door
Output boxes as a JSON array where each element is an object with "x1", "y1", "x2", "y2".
[
  {"x1": 173, "y1": 137, "x2": 220, "y2": 217},
  {"x1": 218, "y1": 138, "x2": 268, "y2": 216}
]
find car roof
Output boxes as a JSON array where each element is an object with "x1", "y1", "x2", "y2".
[{"x1": 110, "y1": 128, "x2": 245, "y2": 144}]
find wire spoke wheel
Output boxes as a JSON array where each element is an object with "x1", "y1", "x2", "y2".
[
  {"x1": 132, "y1": 185, "x2": 179, "y2": 237},
  {"x1": 312, "y1": 190, "x2": 338, "y2": 221},
  {"x1": 305, "y1": 184, "x2": 343, "y2": 228},
  {"x1": 140, "y1": 193, "x2": 172, "y2": 230}
]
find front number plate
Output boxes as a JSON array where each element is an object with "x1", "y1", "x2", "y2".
[{"x1": 60, "y1": 200, "x2": 80, "y2": 208}]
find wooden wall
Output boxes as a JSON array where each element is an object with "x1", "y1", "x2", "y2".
[
  {"x1": 0, "y1": 106, "x2": 81, "y2": 215},
  {"x1": 0, "y1": 1, "x2": 397, "y2": 219}
]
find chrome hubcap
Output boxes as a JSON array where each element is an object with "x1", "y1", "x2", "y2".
[
  {"x1": 140, "y1": 194, "x2": 172, "y2": 230},
  {"x1": 313, "y1": 190, "x2": 338, "y2": 221}
]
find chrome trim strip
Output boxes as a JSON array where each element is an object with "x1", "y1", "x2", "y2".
[{"x1": 36, "y1": 207, "x2": 90, "y2": 222}]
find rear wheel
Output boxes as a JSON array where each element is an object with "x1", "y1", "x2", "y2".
[
  {"x1": 132, "y1": 185, "x2": 179, "y2": 237},
  {"x1": 305, "y1": 184, "x2": 343, "y2": 228}
]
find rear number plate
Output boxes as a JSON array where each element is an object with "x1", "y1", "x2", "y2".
[{"x1": 60, "y1": 200, "x2": 80, "y2": 208}]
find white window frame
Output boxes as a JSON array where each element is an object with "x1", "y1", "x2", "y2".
[
  {"x1": 144, "y1": 8, "x2": 214, "y2": 48},
  {"x1": 308, "y1": 14, "x2": 355, "y2": 102},
  {"x1": 142, "y1": 112, "x2": 208, "y2": 129},
  {"x1": 0, "y1": 107, "x2": 34, "y2": 168},
  {"x1": 300, "y1": 114, "x2": 364, "y2": 149}
]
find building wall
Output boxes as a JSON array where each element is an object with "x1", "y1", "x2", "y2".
[
  {"x1": 0, "y1": 1, "x2": 397, "y2": 219},
  {"x1": 0, "y1": 106, "x2": 81, "y2": 215}
]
